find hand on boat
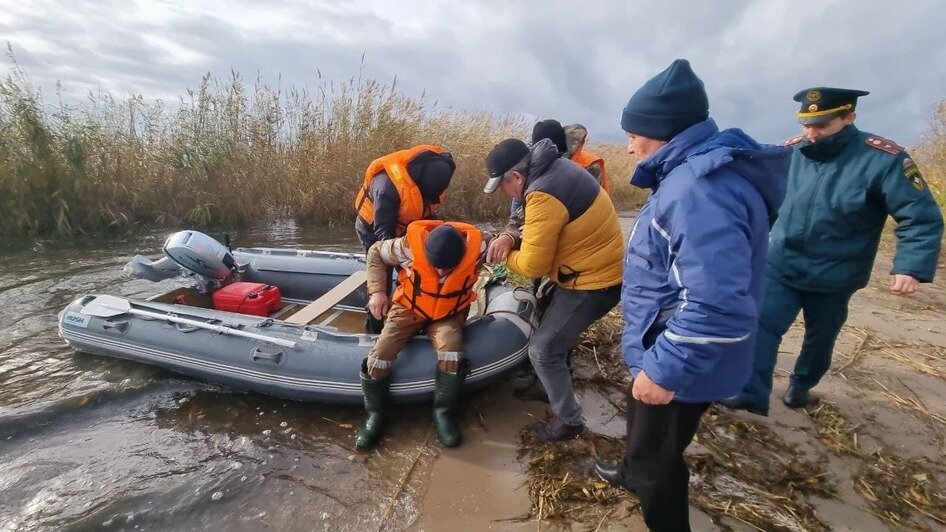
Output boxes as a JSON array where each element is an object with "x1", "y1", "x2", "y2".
[
  {"x1": 368, "y1": 292, "x2": 390, "y2": 319},
  {"x1": 631, "y1": 371, "x2": 674, "y2": 405},
  {"x1": 486, "y1": 233, "x2": 514, "y2": 263}
]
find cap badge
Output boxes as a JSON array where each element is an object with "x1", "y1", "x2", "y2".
[{"x1": 807, "y1": 90, "x2": 821, "y2": 102}]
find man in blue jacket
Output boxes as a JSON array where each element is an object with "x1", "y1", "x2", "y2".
[
  {"x1": 593, "y1": 59, "x2": 789, "y2": 532},
  {"x1": 721, "y1": 88, "x2": 944, "y2": 416}
]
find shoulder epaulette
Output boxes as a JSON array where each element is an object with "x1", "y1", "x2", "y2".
[
  {"x1": 865, "y1": 135, "x2": 903, "y2": 155},
  {"x1": 782, "y1": 135, "x2": 804, "y2": 146}
]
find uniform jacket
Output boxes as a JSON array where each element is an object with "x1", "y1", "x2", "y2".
[
  {"x1": 505, "y1": 139, "x2": 624, "y2": 290},
  {"x1": 768, "y1": 125, "x2": 944, "y2": 293},
  {"x1": 621, "y1": 119, "x2": 790, "y2": 402}
]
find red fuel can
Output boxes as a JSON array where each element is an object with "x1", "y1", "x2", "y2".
[{"x1": 212, "y1": 282, "x2": 283, "y2": 316}]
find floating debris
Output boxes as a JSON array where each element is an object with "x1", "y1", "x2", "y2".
[{"x1": 516, "y1": 429, "x2": 637, "y2": 524}]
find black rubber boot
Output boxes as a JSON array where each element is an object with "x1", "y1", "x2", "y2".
[
  {"x1": 432, "y1": 369, "x2": 464, "y2": 447},
  {"x1": 356, "y1": 360, "x2": 391, "y2": 450}
]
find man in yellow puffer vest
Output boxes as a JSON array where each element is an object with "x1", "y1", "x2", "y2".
[{"x1": 484, "y1": 137, "x2": 624, "y2": 442}]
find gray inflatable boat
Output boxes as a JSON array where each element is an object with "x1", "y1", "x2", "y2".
[{"x1": 58, "y1": 231, "x2": 536, "y2": 404}]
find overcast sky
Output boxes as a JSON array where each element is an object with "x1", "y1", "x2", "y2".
[{"x1": 2, "y1": 0, "x2": 945, "y2": 147}]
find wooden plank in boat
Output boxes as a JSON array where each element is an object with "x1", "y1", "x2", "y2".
[{"x1": 284, "y1": 270, "x2": 368, "y2": 325}]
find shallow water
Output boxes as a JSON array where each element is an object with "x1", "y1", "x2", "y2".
[{"x1": 0, "y1": 222, "x2": 438, "y2": 531}]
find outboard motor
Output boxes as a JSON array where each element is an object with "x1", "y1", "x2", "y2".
[
  {"x1": 163, "y1": 230, "x2": 237, "y2": 294},
  {"x1": 162, "y1": 231, "x2": 236, "y2": 280},
  {"x1": 125, "y1": 230, "x2": 238, "y2": 294}
]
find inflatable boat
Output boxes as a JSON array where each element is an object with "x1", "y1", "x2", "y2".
[{"x1": 58, "y1": 231, "x2": 536, "y2": 404}]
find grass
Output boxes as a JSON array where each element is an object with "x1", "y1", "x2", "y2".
[
  {"x1": 0, "y1": 54, "x2": 647, "y2": 238},
  {"x1": 914, "y1": 100, "x2": 946, "y2": 211}
]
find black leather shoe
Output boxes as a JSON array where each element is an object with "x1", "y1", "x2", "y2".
[
  {"x1": 782, "y1": 385, "x2": 811, "y2": 409},
  {"x1": 716, "y1": 395, "x2": 769, "y2": 417},
  {"x1": 593, "y1": 460, "x2": 624, "y2": 488},
  {"x1": 531, "y1": 415, "x2": 583, "y2": 442}
]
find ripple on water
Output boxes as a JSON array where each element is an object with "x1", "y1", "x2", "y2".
[{"x1": 0, "y1": 226, "x2": 438, "y2": 531}]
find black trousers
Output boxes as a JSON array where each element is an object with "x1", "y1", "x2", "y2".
[{"x1": 620, "y1": 389, "x2": 709, "y2": 532}]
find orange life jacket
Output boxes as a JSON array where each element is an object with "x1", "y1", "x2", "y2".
[
  {"x1": 354, "y1": 145, "x2": 446, "y2": 235},
  {"x1": 393, "y1": 220, "x2": 483, "y2": 321},
  {"x1": 571, "y1": 149, "x2": 609, "y2": 193}
]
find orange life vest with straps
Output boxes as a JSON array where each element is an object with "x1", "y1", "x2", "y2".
[
  {"x1": 393, "y1": 220, "x2": 483, "y2": 321},
  {"x1": 571, "y1": 149, "x2": 609, "y2": 193},
  {"x1": 354, "y1": 145, "x2": 446, "y2": 235}
]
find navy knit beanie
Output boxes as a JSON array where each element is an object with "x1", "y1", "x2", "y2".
[
  {"x1": 424, "y1": 225, "x2": 466, "y2": 269},
  {"x1": 620, "y1": 59, "x2": 709, "y2": 140},
  {"x1": 531, "y1": 119, "x2": 567, "y2": 155}
]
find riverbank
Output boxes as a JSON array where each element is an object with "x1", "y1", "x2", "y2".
[{"x1": 407, "y1": 239, "x2": 946, "y2": 530}]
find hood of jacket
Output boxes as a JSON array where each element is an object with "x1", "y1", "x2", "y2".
[{"x1": 630, "y1": 118, "x2": 790, "y2": 218}]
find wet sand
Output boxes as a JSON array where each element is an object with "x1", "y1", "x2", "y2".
[{"x1": 410, "y1": 235, "x2": 946, "y2": 530}]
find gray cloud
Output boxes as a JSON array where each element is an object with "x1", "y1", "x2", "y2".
[{"x1": 2, "y1": 0, "x2": 944, "y2": 149}]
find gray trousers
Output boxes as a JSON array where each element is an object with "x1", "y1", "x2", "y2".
[{"x1": 529, "y1": 284, "x2": 621, "y2": 426}]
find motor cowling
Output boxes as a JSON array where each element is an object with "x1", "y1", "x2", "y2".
[{"x1": 162, "y1": 230, "x2": 236, "y2": 280}]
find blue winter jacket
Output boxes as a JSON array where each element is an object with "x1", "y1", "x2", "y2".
[{"x1": 621, "y1": 119, "x2": 790, "y2": 402}]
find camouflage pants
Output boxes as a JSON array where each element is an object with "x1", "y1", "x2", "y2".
[{"x1": 365, "y1": 303, "x2": 466, "y2": 379}]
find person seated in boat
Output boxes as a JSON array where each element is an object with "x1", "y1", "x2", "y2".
[
  {"x1": 483, "y1": 137, "x2": 623, "y2": 442},
  {"x1": 354, "y1": 145, "x2": 456, "y2": 252},
  {"x1": 357, "y1": 220, "x2": 488, "y2": 450}
]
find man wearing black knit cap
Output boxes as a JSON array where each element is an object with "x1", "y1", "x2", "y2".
[
  {"x1": 356, "y1": 220, "x2": 489, "y2": 450},
  {"x1": 593, "y1": 59, "x2": 790, "y2": 531}
]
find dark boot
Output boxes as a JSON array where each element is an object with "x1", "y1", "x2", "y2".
[
  {"x1": 512, "y1": 374, "x2": 549, "y2": 403},
  {"x1": 594, "y1": 460, "x2": 626, "y2": 489},
  {"x1": 356, "y1": 360, "x2": 391, "y2": 450},
  {"x1": 532, "y1": 414, "x2": 583, "y2": 442},
  {"x1": 782, "y1": 385, "x2": 811, "y2": 408},
  {"x1": 716, "y1": 395, "x2": 769, "y2": 417},
  {"x1": 433, "y1": 369, "x2": 464, "y2": 447}
]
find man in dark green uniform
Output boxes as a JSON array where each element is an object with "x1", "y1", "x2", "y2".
[{"x1": 720, "y1": 87, "x2": 944, "y2": 416}]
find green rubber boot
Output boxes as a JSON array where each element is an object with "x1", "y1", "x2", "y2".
[
  {"x1": 432, "y1": 369, "x2": 464, "y2": 447},
  {"x1": 355, "y1": 360, "x2": 391, "y2": 450}
]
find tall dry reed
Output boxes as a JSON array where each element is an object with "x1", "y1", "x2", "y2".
[
  {"x1": 0, "y1": 56, "x2": 652, "y2": 238},
  {"x1": 913, "y1": 99, "x2": 946, "y2": 211}
]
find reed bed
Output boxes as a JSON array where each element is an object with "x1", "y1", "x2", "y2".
[
  {"x1": 913, "y1": 99, "x2": 946, "y2": 211},
  {"x1": 0, "y1": 57, "x2": 647, "y2": 238}
]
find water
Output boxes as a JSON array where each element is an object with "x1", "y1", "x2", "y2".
[{"x1": 0, "y1": 222, "x2": 437, "y2": 531}]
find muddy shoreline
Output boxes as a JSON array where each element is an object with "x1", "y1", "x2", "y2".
[{"x1": 409, "y1": 238, "x2": 946, "y2": 531}]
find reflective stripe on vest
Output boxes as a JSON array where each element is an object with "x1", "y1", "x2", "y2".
[
  {"x1": 393, "y1": 220, "x2": 482, "y2": 321},
  {"x1": 354, "y1": 145, "x2": 445, "y2": 235}
]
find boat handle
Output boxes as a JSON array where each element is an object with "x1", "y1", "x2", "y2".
[
  {"x1": 252, "y1": 347, "x2": 283, "y2": 365},
  {"x1": 102, "y1": 320, "x2": 129, "y2": 333}
]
